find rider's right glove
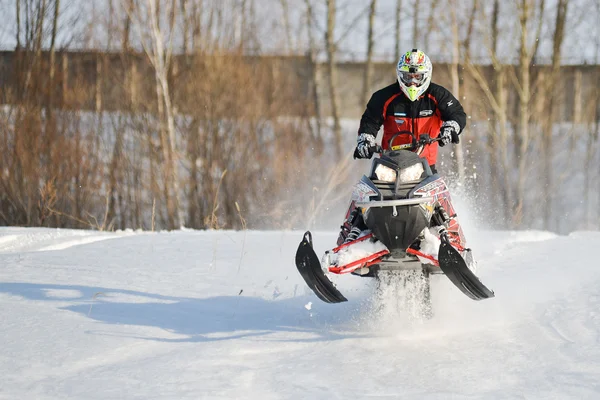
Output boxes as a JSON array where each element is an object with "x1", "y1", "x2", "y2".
[{"x1": 354, "y1": 133, "x2": 377, "y2": 159}]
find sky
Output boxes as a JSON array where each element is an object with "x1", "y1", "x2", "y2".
[{"x1": 2, "y1": 221, "x2": 600, "y2": 399}]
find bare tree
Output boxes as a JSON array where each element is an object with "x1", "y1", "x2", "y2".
[
  {"x1": 490, "y1": 0, "x2": 512, "y2": 223},
  {"x1": 463, "y1": 0, "x2": 478, "y2": 53},
  {"x1": 394, "y1": 0, "x2": 402, "y2": 62},
  {"x1": 582, "y1": 70, "x2": 599, "y2": 229},
  {"x1": 48, "y1": 0, "x2": 60, "y2": 130},
  {"x1": 123, "y1": 0, "x2": 134, "y2": 50},
  {"x1": 424, "y1": 1, "x2": 439, "y2": 50},
  {"x1": 360, "y1": 0, "x2": 377, "y2": 107},
  {"x1": 50, "y1": 0, "x2": 60, "y2": 71},
  {"x1": 513, "y1": 0, "x2": 537, "y2": 225},
  {"x1": 530, "y1": 0, "x2": 546, "y2": 63},
  {"x1": 304, "y1": 0, "x2": 322, "y2": 147},
  {"x1": 539, "y1": 0, "x2": 569, "y2": 229},
  {"x1": 16, "y1": 0, "x2": 22, "y2": 49},
  {"x1": 448, "y1": 0, "x2": 465, "y2": 184},
  {"x1": 462, "y1": 0, "x2": 513, "y2": 224},
  {"x1": 413, "y1": 0, "x2": 420, "y2": 46},
  {"x1": 278, "y1": 0, "x2": 293, "y2": 53},
  {"x1": 129, "y1": 0, "x2": 184, "y2": 229},
  {"x1": 106, "y1": 0, "x2": 136, "y2": 230},
  {"x1": 325, "y1": 0, "x2": 342, "y2": 159}
]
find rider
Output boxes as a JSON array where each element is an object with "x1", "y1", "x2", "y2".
[{"x1": 338, "y1": 48, "x2": 467, "y2": 245}]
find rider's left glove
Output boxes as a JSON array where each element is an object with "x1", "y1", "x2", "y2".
[
  {"x1": 354, "y1": 133, "x2": 377, "y2": 159},
  {"x1": 439, "y1": 121, "x2": 460, "y2": 147}
]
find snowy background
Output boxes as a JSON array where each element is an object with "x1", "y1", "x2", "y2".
[{"x1": 2, "y1": 222, "x2": 600, "y2": 399}]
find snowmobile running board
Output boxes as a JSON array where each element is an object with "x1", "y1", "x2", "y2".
[{"x1": 295, "y1": 231, "x2": 348, "y2": 303}]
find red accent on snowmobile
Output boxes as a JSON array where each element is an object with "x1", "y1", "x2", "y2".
[
  {"x1": 327, "y1": 233, "x2": 468, "y2": 275},
  {"x1": 328, "y1": 249, "x2": 390, "y2": 275},
  {"x1": 406, "y1": 248, "x2": 440, "y2": 266},
  {"x1": 446, "y1": 230, "x2": 466, "y2": 252},
  {"x1": 330, "y1": 234, "x2": 467, "y2": 273},
  {"x1": 331, "y1": 233, "x2": 374, "y2": 253}
]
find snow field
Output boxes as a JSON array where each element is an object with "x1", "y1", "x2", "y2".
[{"x1": 1, "y1": 227, "x2": 600, "y2": 399}]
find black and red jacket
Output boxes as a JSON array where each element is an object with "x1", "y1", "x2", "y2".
[{"x1": 358, "y1": 81, "x2": 466, "y2": 166}]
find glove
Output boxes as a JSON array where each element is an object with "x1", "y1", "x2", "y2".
[
  {"x1": 354, "y1": 133, "x2": 377, "y2": 159},
  {"x1": 439, "y1": 120, "x2": 460, "y2": 147}
]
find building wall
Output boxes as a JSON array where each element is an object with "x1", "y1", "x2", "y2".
[{"x1": 0, "y1": 50, "x2": 598, "y2": 123}]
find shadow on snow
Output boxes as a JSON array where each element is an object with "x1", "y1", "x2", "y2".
[{"x1": 0, "y1": 282, "x2": 369, "y2": 342}]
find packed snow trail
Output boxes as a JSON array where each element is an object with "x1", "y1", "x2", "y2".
[{"x1": 1, "y1": 227, "x2": 600, "y2": 399}]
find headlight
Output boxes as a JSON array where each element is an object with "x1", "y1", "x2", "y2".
[
  {"x1": 398, "y1": 163, "x2": 424, "y2": 182},
  {"x1": 374, "y1": 164, "x2": 397, "y2": 182}
]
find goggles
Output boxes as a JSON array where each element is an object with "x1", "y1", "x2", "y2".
[{"x1": 400, "y1": 71, "x2": 426, "y2": 87}]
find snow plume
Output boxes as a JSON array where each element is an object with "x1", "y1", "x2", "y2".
[{"x1": 362, "y1": 270, "x2": 433, "y2": 333}]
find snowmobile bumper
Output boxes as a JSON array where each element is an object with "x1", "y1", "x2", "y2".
[
  {"x1": 355, "y1": 196, "x2": 435, "y2": 209},
  {"x1": 295, "y1": 231, "x2": 348, "y2": 303}
]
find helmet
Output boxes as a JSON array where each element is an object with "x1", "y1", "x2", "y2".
[{"x1": 396, "y1": 49, "x2": 432, "y2": 101}]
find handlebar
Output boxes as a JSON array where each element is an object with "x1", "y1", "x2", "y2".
[
  {"x1": 379, "y1": 131, "x2": 441, "y2": 155},
  {"x1": 355, "y1": 131, "x2": 440, "y2": 159}
]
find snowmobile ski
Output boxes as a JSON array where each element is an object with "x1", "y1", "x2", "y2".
[
  {"x1": 295, "y1": 231, "x2": 348, "y2": 303},
  {"x1": 437, "y1": 234, "x2": 495, "y2": 301}
]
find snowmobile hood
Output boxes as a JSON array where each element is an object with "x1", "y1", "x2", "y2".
[{"x1": 378, "y1": 150, "x2": 432, "y2": 175}]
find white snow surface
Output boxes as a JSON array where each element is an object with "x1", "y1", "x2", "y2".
[
  {"x1": 418, "y1": 227, "x2": 442, "y2": 262},
  {"x1": 1, "y1": 227, "x2": 600, "y2": 399}
]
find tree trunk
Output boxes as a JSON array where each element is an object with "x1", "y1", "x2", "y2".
[
  {"x1": 497, "y1": 67, "x2": 511, "y2": 225},
  {"x1": 304, "y1": 0, "x2": 322, "y2": 150},
  {"x1": 47, "y1": 0, "x2": 60, "y2": 179},
  {"x1": 191, "y1": 0, "x2": 203, "y2": 50},
  {"x1": 541, "y1": 0, "x2": 568, "y2": 230},
  {"x1": 424, "y1": 1, "x2": 439, "y2": 50},
  {"x1": 16, "y1": 0, "x2": 21, "y2": 49},
  {"x1": 515, "y1": 0, "x2": 533, "y2": 227},
  {"x1": 361, "y1": 0, "x2": 377, "y2": 108},
  {"x1": 450, "y1": 1, "x2": 465, "y2": 184},
  {"x1": 123, "y1": 0, "x2": 133, "y2": 50},
  {"x1": 95, "y1": 54, "x2": 103, "y2": 112},
  {"x1": 279, "y1": 0, "x2": 292, "y2": 52},
  {"x1": 132, "y1": 0, "x2": 185, "y2": 229},
  {"x1": 491, "y1": 0, "x2": 512, "y2": 222},
  {"x1": 107, "y1": 116, "x2": 124, "y2": 230},
  {"x1": 325, "y1": 0, "x2": 342, "y2": 160},
  {"x1": 180, "y1": 0, "x2": 189, "y2": 52},
  {"x1": 187, "y1": 118, "x2": 200, "y2": 228},
  {"x1": 394, "y1": 0, "x2": 402, "y2": 62},
  {"x1": 413, "y1": 0, "x2": 420, "y2": 46},
  {"x1": 463, "y1": 0, "x2": 478, "y2": 53},
  {"x1": 530, "y1": 0, "x2": 546, "y2": 64}
]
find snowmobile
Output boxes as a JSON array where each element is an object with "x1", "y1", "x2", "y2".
[{"x1": 295, "y1": 132, "x2": 495, "y2": 304}]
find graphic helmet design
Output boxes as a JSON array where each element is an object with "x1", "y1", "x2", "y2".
[{"x1": 396, "y1": 49, "x2": 433, "y2": 101}]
